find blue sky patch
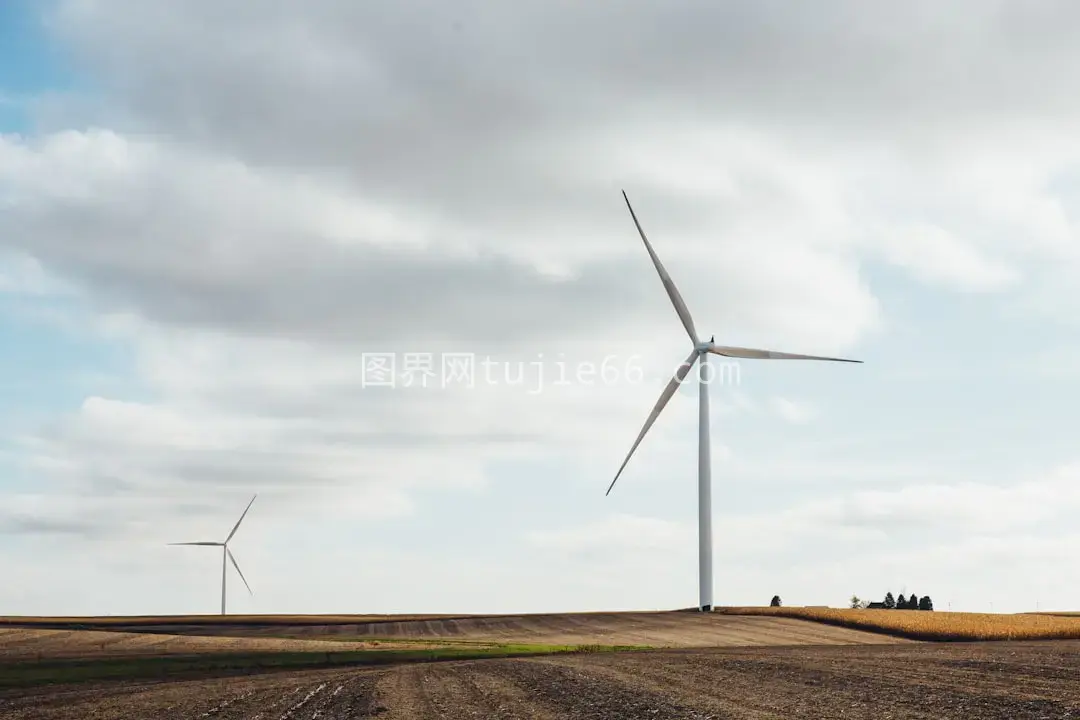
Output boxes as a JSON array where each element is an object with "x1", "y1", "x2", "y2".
[{"x1": 0, "y1": 1, "x2": 76, "y2": 132}]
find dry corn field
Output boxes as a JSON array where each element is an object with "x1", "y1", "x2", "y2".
[{"x1": 720, "y1": 606, "x2": 1080, "y2": 641}]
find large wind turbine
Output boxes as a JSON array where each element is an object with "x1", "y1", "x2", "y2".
[
  {"x1": 169, "y1": 494, "x2": 257, "y2": 615},
  {"x1": 606, "y1": 191, "x2": 862, "y2": 612}
]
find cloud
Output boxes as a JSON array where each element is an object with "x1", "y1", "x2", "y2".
[
  {"x1": 769, "y1": 397, "x2": 816, "y2": 424},
  {"x1": 532, "y1": 461, "x2": 1080, "y2": 605},
  {"x1": 0, "y1": 130, "x2": 668, "y2": 349},
  {"x1": 529, "y1": 513, "x2": 693, "y2": 554},
  {"x1": 0, "y1": 83, "x2": 878, "y2": 550},
  {"x1": 0, "y1": 509, "x2": 100, "y2": 537},
  {"x1": 876, "y1": 223, "x2": 1019, "y2": 292},
  {"x1": 48, "y1": 2, "x2": 1080, "y2": 151},
  {"x1": 2, "y1": 0, "x2": 1080, "y2": 616},
  {"x1": 0, "y1": 251, "x2": 71, "y2": 296},
  {"x1": 5, "y1": 310, "x2": 750, "y2": 541},
  {"x1": 725, "y1": 462, "x2": 1080, "y2": 550},
  {"x1": 545, "y1": 462, "x2": 1080, "y2": 557}
]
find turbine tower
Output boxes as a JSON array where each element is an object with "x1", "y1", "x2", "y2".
[
  {"x1": 606, "y1": 191, "x2": 862, "y2": 612},
  {"x1": 169, "y1": 494, "x2": 257, "y2": 615}
]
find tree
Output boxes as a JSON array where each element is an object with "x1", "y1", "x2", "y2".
[
  {"x1": 884, "y1": 592, "x2": 896, "y2": 609},
  {"x1": 918, "y1": 596, "x2": 934, "y2": 611},
  {"x1": 770, "y1": 595, "x2": 782, "y2": 607},
  {"x1": 906, "y1": 591, "x2": 917, "y2": 609},
  {"x1": 896, "y1": 593, "x2": 907, "y2": 609},
  {"x1": 850, "y1": 595, "x2": 862, "y2": 609}
]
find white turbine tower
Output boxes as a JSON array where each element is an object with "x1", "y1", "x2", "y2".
[
  {"x1": 606, "y1": 191, "x2": 862, "y2": 612},
  {"x1": 169, "y1": 494, "x2": 257, "y2": 615}
]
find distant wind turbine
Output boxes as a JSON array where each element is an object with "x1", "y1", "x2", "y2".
[
  {"x1": 169, "y1": 494, "x2": 257, "y2": 615},
  {"x1": 606, "y1": 191, "x2": 862, "y2": 612}
]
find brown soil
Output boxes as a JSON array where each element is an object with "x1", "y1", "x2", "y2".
[
  {"x1": 48, "y1": 612, "x2": 911, "y2": 648},
  {"x1": 3, "y1": 641, "x2": 1079, "y2": 719},
  {"x1": 0, "y1": 628, "x2": 428, "y2": 661}
]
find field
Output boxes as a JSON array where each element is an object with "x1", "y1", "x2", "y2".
[
  {"x1": 3, "y1": 640, "x2": 1080, "y2": 718},
  {"x1": 0, "y1": 627, "x2": 440, "y2": 662},
  {"x1": 0, "y1": 610, "x2": 911, "y2": 648},
  {"x1": 2, "y1": 610, "x2": 1080, "y2": 719},
  {"x1": 1033, "y1": 612, "x2": 1080, "y2": 617},
  {"x1": 718, "y1": 606, "x2": 1080, "y2": 641}
]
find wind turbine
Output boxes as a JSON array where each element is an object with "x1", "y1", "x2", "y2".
[
  {"x1": 169, "y1": 494, "x2": 257, "y2": 615},
  {"x1": 606, "y1": 191, "x2": 862, "y2": 612}
]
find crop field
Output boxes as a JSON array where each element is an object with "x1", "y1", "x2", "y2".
[
  {"x1": 12, "y1": 607, "x2": 1080, "y2": 644},
  {"x1": 1032, "y1": 611, "x2": 1080, "y2": 617},
  {"x1": 0, "y1": 626, "x2": 458, "y2": 662},
  {"x1": 718, "y1": 606, "x2": 1080, "y2": 641},
  {"x1": 3, "y1": 640, "x2": 1080, "y2": 719},
  {"x1": 0, "y1": 614, "x2": 463, "y2": 628},
  {"x1": 2, "y1": 610, "x2": 1080, "y2": 718},
  {"x1": 0, "y1": 611, "x2": 911, "y2": 648}
]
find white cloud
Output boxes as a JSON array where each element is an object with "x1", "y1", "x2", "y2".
[
  {"x1": 769, "y1": 397, "x2": 816, "y2": 424},
  {"x1": 532, "y1": 462, "x2": 1080, "y2": 611},
  {"x1": 0, "y1": 251, "x2": 71, "y2": 296},
  {"x1": 529, "y1": 513, "x2": 693, "y2": 554},
  {"x1": 730, "y1": 462, "x2": 1080, "y2": 543},
  {"x1": 877, "y1": 222, "x2": 1019, "y2": 292}
]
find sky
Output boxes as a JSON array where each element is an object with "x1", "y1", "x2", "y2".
[{"x1": 1, "y1": 0, "x2": 1079, "y2": 616}]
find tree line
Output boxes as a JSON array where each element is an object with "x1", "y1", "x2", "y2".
[
  {"x1": 766, "y1": 593, "x2": 934, "y2": 610},
  {"x1": 850, "y1": 591, "x2": 933, "y2": 610}
]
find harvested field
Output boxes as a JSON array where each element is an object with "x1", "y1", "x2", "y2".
[
  {"x1": 0, "y1": 627, "x2": 435, "y2": 662},
  {"x1": 7, "y1": 611, "x2": 913, "y2": 648},
  {"x1": 0, "y1": 614, "x2": 461, "y2": 628},
  {"x1": 315, "y1": 611, "x2": 911, "y2": 647},
  {"x1": 2, "y1": 640, "x2": 1079, "y2": 719},
  {"x1": 720, "y1": 606, "x2": 1080, "y2": 641}
]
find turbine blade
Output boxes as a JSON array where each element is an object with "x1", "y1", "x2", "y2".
[
  {"x1": 227, "y1": 548, "x2": 253, "y2": 595},
  {"x1": 708, "y1": 345, "x2": 863, "y2": 363},
  {"x1": 622, "y1": 190, "x2": 699, "y2": 344},
  {"x1": 167, "y1": 542, "x2": 223, "y2": 546},
  {"x1": 606, "y1": 349, "x2": 700, "y2": 496},
  {"x1": 225, "y1": 494, "x2": 257, "y2": 543}
]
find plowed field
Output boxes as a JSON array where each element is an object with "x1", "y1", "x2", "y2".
[
  {"x1": 49, "y1": 611, "x2": 910, "y2": 648},
  {"x1": 3, "y1": 641, "x2": 1078, "y2": 719},
  {"x1": 0, "y1": 628, "x2": 424, "y2": 662}
]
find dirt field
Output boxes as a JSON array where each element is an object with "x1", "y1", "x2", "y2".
[
  {"x1": 3, "y1": 640, "x2": 1079, "y2": 719},
  {"x1": 0, "y1": 627, "x2": 437, "y2": 662},
  {"x1": 0, "y1": 614, "x2": 463, "y2": 627},
  {"x1": 44, "y1": 611, "x2": 911, "y2": 648}
]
